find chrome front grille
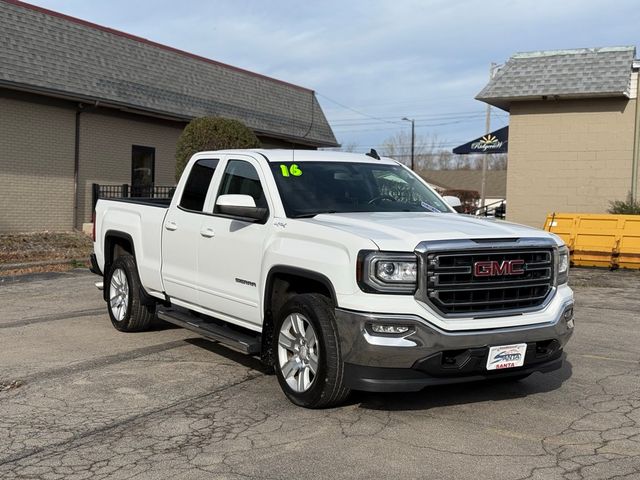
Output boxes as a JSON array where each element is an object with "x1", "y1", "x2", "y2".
[{"x1": 415, "y1": 239, "x2": 556, "y2": 317}]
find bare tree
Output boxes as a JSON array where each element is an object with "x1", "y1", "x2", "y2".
[
  {"x1": 489, "y1": 154, "x2": 508, "y2": 170},
  {"x1": 380, "y1": 130, "x2": 413, "y2": 164},
  {"x1": 443, "y1": 154, "x2": 506, "y2": 170},
  {"x1": 380, "y1": 131, "x2": 508, "y2": 171},
  {"x1": 320, "y1": 140, "x2": 358, "y2": 153},
  {"x1": 381, "y1": 132, "x2": 448, "y2": 169},
  {"x1": 338, "y1": 140, "x2": 358, "y2": 153}
]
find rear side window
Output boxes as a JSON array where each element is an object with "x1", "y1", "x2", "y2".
[
  {"x1": 179, "y1": 159, "x2": 219, "y2": 211},
  {"x1": 216, "y1": 160, "x2": 268, "y2": 210}
]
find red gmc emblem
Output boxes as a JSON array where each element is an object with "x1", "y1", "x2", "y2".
[{"x1": 474, "y1": 259, "x2": 525, "y2": 277}]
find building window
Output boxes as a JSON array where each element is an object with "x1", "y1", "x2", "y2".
[{"x1": 131, "y1": 145, "x2": 155, "y2": 197}]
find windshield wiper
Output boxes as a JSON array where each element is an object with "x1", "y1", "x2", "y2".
[{"x1": 291, "y1": 210, "x2": 337, "y2": 218}]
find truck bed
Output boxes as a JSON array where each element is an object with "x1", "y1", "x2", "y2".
[
  {"x1": 99, "y1": 197, "x2": 172, "y2": 208},
  {"x1": 94, "y1": 197, "x2": 170, "y2": 295}
]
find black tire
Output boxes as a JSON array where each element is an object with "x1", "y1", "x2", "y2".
[
  {"x1": 106, "y1": 254, "x2": 155, "y2": 332},
  {"x1": 273, "y1": 293, "x2": 350, "y2": 408}
]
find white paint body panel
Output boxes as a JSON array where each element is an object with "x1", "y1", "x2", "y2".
[
  {"x1": 161, "y1": 206, "x2": 202, "y2": 305},
  {"x1": 94, "y1": 201, "x2": 167, "y2": 296},
  {"x1": 94, "y1": 149, "x2": 572, "y2": 333}
]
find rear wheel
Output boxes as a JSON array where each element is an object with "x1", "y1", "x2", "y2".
[
  {"x1": 106, "y1": 254, "x2": 155, "y2": 332},
  {"x1": 274, "y1": 293, "x2": 350, "y2": 408}
]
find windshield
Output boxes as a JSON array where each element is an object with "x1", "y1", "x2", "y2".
[{"x1": 270, "y1": 161, "x2": 451, "y2": 218}]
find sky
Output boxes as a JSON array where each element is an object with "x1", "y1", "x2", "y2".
[{"x1": 26, "y1": 0, "x2": 640, "y2": 154}]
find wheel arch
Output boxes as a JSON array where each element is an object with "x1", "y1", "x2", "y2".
[
  {"x1": 104, "y1": 230, "x2": 136, "y2": 271},
  {"x1": 264, "y1": 266, "x2": 337, "y2": 314},
  {"x1": 102, "y1": 231, "x2": 155, "y2": 307},
  {"x1": 260, "y1": 265, "x2": 337, "y2": 367}
]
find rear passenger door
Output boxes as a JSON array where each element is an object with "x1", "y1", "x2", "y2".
[
  {"x1": 161, "y1": 158, "x2": 220, "y2": 306},
  {"x1": 197, "y1": 156, "x2": 271, "y2": 328}
]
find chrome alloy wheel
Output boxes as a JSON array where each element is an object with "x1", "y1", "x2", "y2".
[
  {"x1": 277, "y1": 313, "x2": 319, "y2": 393},
  {"x1": 109, "y1": 267, "x2": 129, "y2": 322}
]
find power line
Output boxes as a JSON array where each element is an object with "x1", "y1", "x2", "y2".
[
  {"x1": 330, "y1": 110, "x2": 485, "y2": 124},
  {"x1": 316, "y1": 93, "x2": 403, "y2": 126},
  {"x1": 321, "y1": 93, "x2": 480, "y2": 112},
  {"x1": 328, "y1": 141, "x2": 469, "y2": 150},
  {"x1": 316, "y1": 92, "x2": 510, "y2": 139},
  {"x1": 330, "y1": 111, "x2": 486, "y2": 127},
  {"x1": 334, "y1": 116, "x2": 509, "y2": 134},
  {"x1": 329, "y1": 112, "x2": 509, "y2": 128},
  {"x1": 332, "y1": 116, "x2": 500, "y2": 134}
]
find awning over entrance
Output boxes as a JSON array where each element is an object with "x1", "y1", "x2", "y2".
[{"x1": 453, "y1": 126, "x2": 508, "y2": 154}]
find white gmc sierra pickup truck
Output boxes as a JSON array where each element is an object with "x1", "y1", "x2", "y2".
[{"x1": 90, "y1": 149, "x2": 574, "y2": 408}]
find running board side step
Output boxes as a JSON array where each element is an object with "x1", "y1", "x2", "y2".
[{"x1": 157, "y1": 308, "x2": 261, "y2": 355}]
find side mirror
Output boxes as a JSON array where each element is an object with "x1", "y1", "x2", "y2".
[
  {"x1": 442, "y1": 195, "x2": 462, "y2": 209},
  {"x1": 216, "y1": 194, "x2": 268, "y2": 221}
]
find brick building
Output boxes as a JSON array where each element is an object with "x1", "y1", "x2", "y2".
[
  {"x1": 476, "y1": 46, "x2": 640, "y2": 227},
  {"x1": 0, "y1": 0, "x2": 337, "y2": 233}
]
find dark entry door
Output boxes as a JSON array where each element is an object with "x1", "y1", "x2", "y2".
[{"x1": 131, "y1": 145, "x2": 155, "y2": 197}]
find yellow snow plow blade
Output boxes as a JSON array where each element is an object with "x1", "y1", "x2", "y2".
[{"x1": 544, "y1": 213, "x2": 640, "y2": 269}]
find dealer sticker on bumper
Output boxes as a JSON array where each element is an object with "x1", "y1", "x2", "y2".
[{"x1": 486, "y1": 343, "x2": 527, "y2": 370}]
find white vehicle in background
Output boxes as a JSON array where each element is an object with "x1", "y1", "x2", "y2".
[{"x1": 90, "y1": 149, "x2": 574, "y2": 408}]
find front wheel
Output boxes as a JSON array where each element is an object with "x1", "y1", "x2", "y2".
[
  {"x1": 274, "y1": 293, "x2": 350, "y2": 408},
  {"x1": 106, "y1": 254, "x2": 155, "y2": 332}
]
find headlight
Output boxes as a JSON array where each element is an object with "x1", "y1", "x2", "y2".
[
  {"x1": 358, "y1": 251, "x2": 417, "y2": 293},
  {"x1": 557, "y1": 246, "x2": 570, "y2": 285}
]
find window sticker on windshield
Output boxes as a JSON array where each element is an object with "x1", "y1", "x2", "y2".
[
  {"x1": 421, "y1": 201, "x2": 440, "y2": 213},
  {"x1": 279, "y1": 164, "x2": 302, "y2": 177}
]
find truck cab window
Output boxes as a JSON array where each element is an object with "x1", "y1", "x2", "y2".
[
  {"x1": 179, "y1": 159, "x2": 219, "y2": 212},
  {"x1": 216, "y1": 160, "x2": 268, "y2": 211}
]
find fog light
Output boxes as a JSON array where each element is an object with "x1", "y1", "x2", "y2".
[
  {"x1": 371, "y1": 324, "x2": 410, "y2": 334},
  {"x1": 563, "y1": 306, "x2": 574, "y2": 328}
]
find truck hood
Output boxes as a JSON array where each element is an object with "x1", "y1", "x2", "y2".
[{"x1": 305, "y1": 212, "x2": 558, "y2": 251}]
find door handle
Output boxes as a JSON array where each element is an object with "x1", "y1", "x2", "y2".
[
  {"x1": 200, "y1": 227, "x2": 215, "y2": 238},
  {"x1": 165, "y1": 221, "x2": 178, "y2": 231}
]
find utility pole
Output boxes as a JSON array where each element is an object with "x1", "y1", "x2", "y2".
[
  {"x1": 402, "y1": 117, "x2": 415, "y2": 170},
  {"x1": 480, "y1": 62, "x2": 496, "y2": 208}
]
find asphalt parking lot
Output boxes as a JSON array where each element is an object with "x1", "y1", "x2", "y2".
[{"x1": 0, "y1": 268, "x2": 639, "y2": 480}]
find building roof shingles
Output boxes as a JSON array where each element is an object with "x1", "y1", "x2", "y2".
[
  {"x1": 476, "y1": 46, "x2": 636, "y2": 111},
  {"x1": 0, "y1": 0, "x2": 337, "y2": 147}
]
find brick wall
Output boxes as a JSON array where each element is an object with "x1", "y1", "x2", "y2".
[
  {"x1": 507, "y1": 98, "x2": 636, "y2": 228},
  {"x1": 77, "y1": 110, "x2": 184, "y2": 226},
  {"x1": 0, "y1": 94, "x2": 76, "y2": 233},
  {"x1": 1, "y1": 89, "x2": 315, "y2": 233}
]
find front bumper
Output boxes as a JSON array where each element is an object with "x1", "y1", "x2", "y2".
[{"x1": 335, "y1": 302, "x2": 574, "y2": 392}]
